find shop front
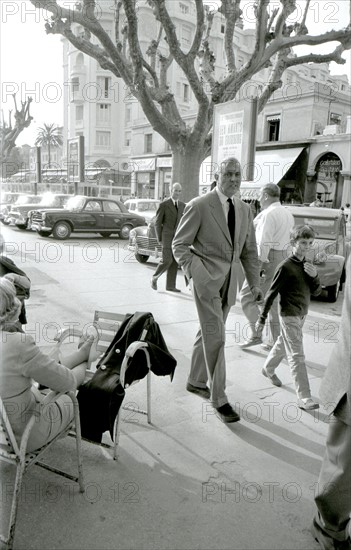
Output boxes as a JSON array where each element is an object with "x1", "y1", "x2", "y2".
[{"x1": 131, "y1": 157, "x2": 156, "y2": 198}]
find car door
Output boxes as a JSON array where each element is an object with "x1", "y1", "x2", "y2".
[
  {"x1": 74, "y1": 199, "x2": 105, "y2": 230},
  {"x1": 102, "y1": 200, "x2": 124, "y2": 231}
]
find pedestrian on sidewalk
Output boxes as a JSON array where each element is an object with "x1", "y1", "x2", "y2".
[
  {"x1": 311, "y1": 253, "x2": 351, "y2": 550},
  {"x1": 151, "y1": 182, "x2": 185, "y2": 293},
  {"x1": 255, "y1": 224, "x2": 322, "y2": 411},
  {"x1": 239, "y1": 183, "x2": 294, "y2": 350},
  {"x1": 173, "y1": 157, "x2": 262, "y2": 423}
]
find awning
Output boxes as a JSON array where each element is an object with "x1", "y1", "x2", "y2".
[
  {"x1": 240, "y1": 186, "x2": 261, "y2": 200},
  {"x1": 252, "y1": 147, "x2": 305, "y2": 186}
]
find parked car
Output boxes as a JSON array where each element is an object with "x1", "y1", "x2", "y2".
[
  {"x1": 30, "y1": 195, "x2": 146, "y2": 240},
  {"x1": 286, "y1": 206, "x2": 347, "y2": 302},
  {"x1": 4, "y1": 194, "x2": 43, "y2": 228},
  {"x1": 6, "y1": 193, "x2": 73, "y2": 230},
  {"x1": 0, "y1": 192, "x2": 27, "y2": 224},
  {"x1": 124, "y1": 199, "x2": 160, "y2": 222},
  {"x1": 128, "y1": 216, "x2": 162, "y2": 263}
]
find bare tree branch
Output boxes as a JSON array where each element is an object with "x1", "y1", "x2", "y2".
[{"x1": 0, "y1": 96, "x2": 33, "y2": 165}]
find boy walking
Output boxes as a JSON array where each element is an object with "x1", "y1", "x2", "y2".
[{"x1": 256, "y1": 225, "x2": 322, "y2": 411}]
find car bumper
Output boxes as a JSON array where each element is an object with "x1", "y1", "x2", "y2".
[
  {"x1": 31, "y1": 222, "x2": 53, "y2": 232},
  {"x1": 316, "y1": 256, "x2": 345, "y2": 287}
]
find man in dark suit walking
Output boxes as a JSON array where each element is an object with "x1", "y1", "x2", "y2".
[{"x1": 151, "y1": 182, "x2": 185, "y2": 292}]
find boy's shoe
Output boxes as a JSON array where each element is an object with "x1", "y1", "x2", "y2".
[
  {"x1": 311, "y1": 518, "x2": 351, "y2": 550},
  {"x1": 240, "y1": 336, "x2": 262, "y2": 348},
  {"x1": 298, "y1": 398, "x2": 319, "y2": 410},
  {"x1": 262, "y1": 367, "x2": 282, "y2": 387}
]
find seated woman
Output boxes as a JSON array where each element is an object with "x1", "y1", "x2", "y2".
[
  {"x1": 0, "y1": 277, "x2": 95, "y2": 452},
  {"x1": 0, "y1": 233, "x2": 31, "y2": 331}
]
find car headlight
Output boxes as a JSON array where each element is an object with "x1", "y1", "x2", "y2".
[{"x1": 315, "y1": 251, "x2": 328, "y2": 264}]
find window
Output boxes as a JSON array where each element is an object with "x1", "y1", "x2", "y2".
[
  {"x1": 76, "y1": 105, "x2": 83, "y2": 121},
  {"x1": 84, "y1": 201, "x2": 102, "y2": 212},
  {"x1": 267, "y1": 117, "x2": 280, "y2": 141},
  {"x1": 145, "y1": 134, "x2": 153, "y2": 153},
  {"x1": 71, "y1": 77, "x2": 80, "y2": 99},
  {"x1": 330, "y1": 113, "x2": 342, "y2": 125},
  {"x1": 96, "y1": 103, "x2": 111, "y2": 124},
  {"x1": 125, "y1": 104, "x2": 132, "y2": 124},
  {"x1": 104, "y1": 201, "x2": 122, "y2": 213},
  {"x1": 179, "y1": 2, "x2": 189, "y2": 14},
  {"x1": 97, "y1": 76, "x2": 112, "y2": 99},
  {"x1": 96, "y1": 131, "x2": 111, "y2": 148},
  {"x1": 221, "y1": 24, "x2": 225, "y2": 33},
  {"x1": 183, "y1": 83, "x2": 190, "y2": 102},
  {"x1": 124, "y1": 131, "x2": 131, "y2": 147},
  {"x1": 181, "y1": 25, "x2": 192, "y2": 47}
]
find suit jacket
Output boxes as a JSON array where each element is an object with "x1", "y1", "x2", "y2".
[
  {"x1": 172, "y1": 189, "x2": 260, "y2": 307},
  {"x1": 77, "y1": 312, "x2": 177, "y2": 442},
  {"x1": 319, "y1": 254, "x2": 351, "y2": 424},
  {"x1": 154, "y1": 198, "x2": 185, "y2": 246}
]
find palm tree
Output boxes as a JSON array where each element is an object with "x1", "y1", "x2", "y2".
[{"x1": 35, "y1": 123, "x2": 63, "y2": 167}]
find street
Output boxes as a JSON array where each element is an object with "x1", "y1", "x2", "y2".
[{"x1": 0, "y1": 224, "x2": 346, "y2": 550}]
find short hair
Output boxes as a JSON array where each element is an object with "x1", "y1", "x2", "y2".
[
  {"x1": 261, "y1": 183, "x2": 280, "y2": 198},
  {"x1": 219, "y1": 157, "x2": 240, "y2": 174},
  {"x1": 290, "y1": 224, "x2": 316, "y2": 243},
  {"x1": 0, "y1": 277, "x2": 21, "y2": 327}
]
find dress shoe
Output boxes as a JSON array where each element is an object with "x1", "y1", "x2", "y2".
[
  {"x1": 298, "y1": 397, "x2": 319, "y2": 410},
  {"x1": 151, "y1": 277, "x2": 157, "y2": 290},
  {"x1": 166, "y1": 287, "x2": 181, "y2": 293},
  {"x1": 186, "y1": 382, "x2": 211, "y2": 399},
  {"x1": 240, "y1": 336, "x2": 262, "y2": 349},
  {"x1": 262, "y1": 367, "x2": 282, "y2": 387},
  {"x1": 215, "y1": 403, "x2": 240, "y2": 423},
  {"x1": 311, "y1": 518, "x2": 351, "y2": 549}
]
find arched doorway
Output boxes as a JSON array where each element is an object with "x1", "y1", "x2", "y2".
[{"x1": 315, "y1": 153, "x2": 343, "y2": 208}]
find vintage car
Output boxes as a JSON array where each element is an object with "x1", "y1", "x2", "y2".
[
  {"x1": 3, "y1": 194, "x2": 44, "y2": 227},
  {"x1": 6, "y1": 193, "x2": 72, "y2": 230},
  {"x1": 30, "y1": 195, "x2": 146, "y2": 240},
  {"x1": 0, "y1": 192, "x2": 25, "y2": 224},
  {"x1": 128, "y1": 216, "x2": 162, "y2": 263},
  {"x1": 124, "y1": 198, "x2": 160, "y2": 222},
  {"x1": 286, "y1": 206, "x2": 347, "y2": 302}
]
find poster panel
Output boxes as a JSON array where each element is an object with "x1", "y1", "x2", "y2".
[{"x1": 212, "y1": 98, "x2": 257, "y2": 181}]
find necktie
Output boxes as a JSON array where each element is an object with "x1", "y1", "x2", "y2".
[
  {"x1": 175, "y1": 201, "x2": 178, "y2": 211},
  {"x1": 227, "y1": 198, "x2": 235, "y2": 245}
]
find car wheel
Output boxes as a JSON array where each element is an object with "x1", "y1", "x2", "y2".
[
  {"x1": 327, "y1": 280, "x2": 340, "y2": 303},
  {"x1": 135, "y1": 252, "x2": 149, "y2": 263},
  {"x1": 53, "y1": 221, "x2": 72, "y2": 240},
  {"x1": 16, "y1": 222, "x2": 28, "y2": 230},
  {"x1": 100, "y1": 232, "x2": 112, "y2": 238},
  {"x1": 37, "y1": 230, "x2": 52, "y2": 237},
  {"x1": 1, "y1": 219, "x2": 10, "y2": 225},
  {"x1": 120, "y1": 224, "x2": 133, "y2": 239}
]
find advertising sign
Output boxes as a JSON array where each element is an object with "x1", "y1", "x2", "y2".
[{"x1": 212, "y1": 98, "x2": 257, "y2": 181}]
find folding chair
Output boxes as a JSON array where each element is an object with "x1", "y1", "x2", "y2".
[
  {"x1": 54, "y1": 310, "x2": 152, "y2": 460},
  {"x1": 0, "y1": 391, "x2": 84, "y2": 550}
]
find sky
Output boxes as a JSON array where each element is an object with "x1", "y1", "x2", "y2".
[{"x1": 1, "y1": 0, "x2": 350, "y2": 147}]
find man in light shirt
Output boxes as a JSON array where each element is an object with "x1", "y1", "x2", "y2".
[{"x1": 239, "y1": 183, "x2": 294, "y2": 349}]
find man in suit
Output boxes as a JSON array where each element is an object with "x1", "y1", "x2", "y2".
[
  {"x1": 312, "y1": 253, "x2": 351, "y2": 550},
  {"x1": 151, "y1": 182, "x2": 185, "y2": 292},
  {"x1": 172, "y1": 157, "x2": 263, "y2": 423}
]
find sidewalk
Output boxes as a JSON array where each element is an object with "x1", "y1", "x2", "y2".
[{"x1": 1, "y1": 246, "x2": 339, "y2": 550}]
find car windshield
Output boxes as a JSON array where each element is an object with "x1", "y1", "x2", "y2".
[
  {"x1": 65, "y1": 196, "x2": 86, "y2": 211},
  {"x1": 138, "y1": 202, "x2": 159, "y2": 212},
  {"x1": 39, "y1": 194, "x2": 68, "y2": 207},
  {"x1": 16, "y1": 195, "x2": 41, "y2": 205},
  {"x1": 292, "y1": 215, "x2": 337, "y2": 239}
]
